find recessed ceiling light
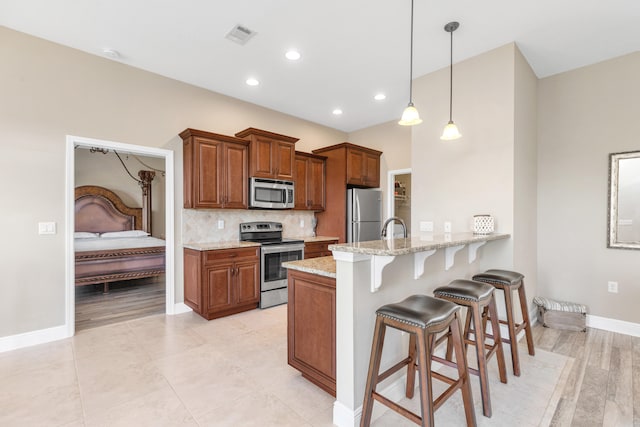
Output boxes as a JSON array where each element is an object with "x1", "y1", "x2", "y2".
[
  {"x1": 332, "y1": 109, "x2": 343, "y2": 115},
  {"x1": 246, "y1": 78, "x2": 260, "y2": 86},
  {"x1": 374, "y1": 93, "x2": 386, "y2": 101},
  {"x1": 102, "y1": 48, "x2": 121, "y2": 59},
  {"x1": 285, "y1": 50, "x2": 301, "y2": 61}
]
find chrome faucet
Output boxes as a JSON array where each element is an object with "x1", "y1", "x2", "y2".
[{"x1": 380, "y1": 216, "x2": 407, "y2": 239}]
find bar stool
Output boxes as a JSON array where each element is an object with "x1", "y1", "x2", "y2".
[
  {"x1": 472, "y1": 269, "x2": 535, "y2": 376},
  {"x1": 433, "y1": 279, "x2": 507, "y2": 418},
  {"x1": 360, "y1": 295, "x2": 476, "y2": 427}
]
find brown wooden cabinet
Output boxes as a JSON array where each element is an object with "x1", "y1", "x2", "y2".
[
  {"x1": 235, "y1": 128, "x2": 299, "y2": 180},
  {"x1": 181, "y1": 128, "x2": 249, "y2": 209},
  {"x1": 312, "y1": 142, "x2": 383, "y2": 242},
  {"x1": 184, "y1": 247, "x2": 260, "y2": 320},
  {"x1": 345, "y1": 146, "x2": 381, "y2": 188},
  {"x1": 304, "y1": 239, "x2": 338, "y2": 259},
  {"x1": 294, "y1": 152, "x2": 326, "y2": 211},
  {"x1": 287, "y1": 269, "x2": 336, "y2": 396}
]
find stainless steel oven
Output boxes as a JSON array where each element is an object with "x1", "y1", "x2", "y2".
[{"x1": 239, "y1": 222, "x2": 304, "y2": 308}]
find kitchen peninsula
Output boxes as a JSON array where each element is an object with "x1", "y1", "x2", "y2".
[{"x1": 286, "y1": 232, "x2": 510, "y2": 427}]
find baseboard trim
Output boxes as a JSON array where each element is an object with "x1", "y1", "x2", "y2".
[
  {"x1": 172, "y1": 302, "x2": 193, "y2": 315},
  {"x1": 333, "y1": 374, "x2": 407, "y2": 427},
  {"x1": 0, "y1": 325, "x2": 70, "y2": 354},
  {"x1": 587, "y1": 314, "x2": 640, "y2": 337}
]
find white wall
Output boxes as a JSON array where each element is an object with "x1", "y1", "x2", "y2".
[
  {"x1": 537, "y1": 52, "x2": 640, "y2": 323},
  {"x1": 411, "y1": 44, "x2": 517, "y2": 273}
]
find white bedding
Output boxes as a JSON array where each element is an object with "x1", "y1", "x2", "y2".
[{"x1": 75, "y1": 236, "x2": 165, "y2": 252}]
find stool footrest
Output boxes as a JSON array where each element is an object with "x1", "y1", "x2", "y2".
[
  {"x1": 372, "y1": 392, "x2": 421, "y2": 425},
  {"x1": 377, "y1": 357, "x2": 412, "y2": 383}
]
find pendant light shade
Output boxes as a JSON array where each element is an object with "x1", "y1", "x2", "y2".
[
  {"x1": 441, "y1": 21, "x2": 461, "y2": 140},
  {"x1": 398, "y1": 0, "x2": 422, "y2": 126}
]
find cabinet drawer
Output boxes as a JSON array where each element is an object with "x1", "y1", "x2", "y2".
[{"x1": 205, "y1": 247, "x2": 259, "y2": 263}]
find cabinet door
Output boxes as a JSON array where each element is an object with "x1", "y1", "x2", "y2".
[
  {"x1": 194, "y1": 137, "x2": 223, "y2": 208},
  {"x1": 363, "y1": 152, "x2": 380, "y2": 188},
  {"x1": 294, "y1": 156, "x2": 309, "y2": 210},
  {"x1": 223, "y1": 142, "x2": 248, "y2": 209},
  {"x1": 275, "y1": 141, "x2": 295, "y2": 180},
  {"x1": 345, "y1": 148, "x2": 365, "y2": 186},
  {"x1": 250, "y1": 136, "x2": 275, "y2": 178},
  {"x1": 307, "y1": 156, "x2": 326, "y2": 210},
  {"x1": 235, "y1": 259, "x2": 260, "y2": 305},
  {"x1": 205, "y1": 263, "x2": 234, "y2": 315}
]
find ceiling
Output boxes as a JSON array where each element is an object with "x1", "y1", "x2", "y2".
[{"x1": 2, "y1": 0, "x2": 639, "y2": 132}]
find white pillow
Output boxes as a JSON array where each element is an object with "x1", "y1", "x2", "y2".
[
  {"x1": 74, "y1": 232, "x2": 100, "y2": 239},
  {"x1": 100, "y1": 230, "x2": 150, "y2": 238}
]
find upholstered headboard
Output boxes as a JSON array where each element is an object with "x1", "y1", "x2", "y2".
[{"x1": 74, "y1": 185, "x2": 143, "y2": 233}]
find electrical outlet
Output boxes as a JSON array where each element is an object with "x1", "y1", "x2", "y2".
[
  {"x1": 608, "y1": 281, "x2": 618, "y2": 293},
  {"x1": 444, "y1": 221, "x2": 452, "y2": 233},
  {"x1": 300, "y1": 219, "x2": 305, "y2": 228},
  {"x1": 217, "y1": 219, "x2": 224, "y2": 230},
  {"x1": 420, "y1": 221, "x2": 433, "y2": 232}
]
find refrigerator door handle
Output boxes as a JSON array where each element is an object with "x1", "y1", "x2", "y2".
[
  {"x1": 354, "y1": 222, "x2": 359, "y2": 242},
  {"x1": 354, "y1": 193, "x2": 360, "y2": 222}
]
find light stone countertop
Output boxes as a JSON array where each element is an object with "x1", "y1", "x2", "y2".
[
  {"x1": 328, "y1": 232, "x2": 510, "y2": 256},
  {"x1": 299, "y1": 236, "x2": 340, "y2": 243},
  {"x1": 282, "y1": 256, "x2": 336, "y2": 279},
  {"x1": 183, "y1": 241, "x2": 261, "y2": 251}
]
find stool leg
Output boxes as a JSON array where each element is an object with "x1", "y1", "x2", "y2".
[
  {"x1": 488, "y1": 296, "x2": 507, "y2": 384},
  {"x1": 503, "y1": 287, "x2": 521, "y2": 377},
  {"x1": 517, "y1": 281, "x2": 535, "y2": 356},
  {"x1": 406, "y1": 333, "x2": 417, "y2": 398},
  {"x1": 450, "y1": 313, "x2": 477, "y2": 427},
  {"x1": 416, "y1": 328, "x2": 435, "y2": 427},
  {"x1": 471, "y1": 303, "x2": 492, "y2": 417},
  {"x1": 361, "y1": 317, "x2": 387, "y2": 427}
]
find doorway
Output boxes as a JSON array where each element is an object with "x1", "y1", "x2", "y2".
[
  {"x1": 65, "y1": 135, "x2": 175, "y2": 337},
  {"x1": 387, "y1": 169, "x2": 412, "y2": 237}
]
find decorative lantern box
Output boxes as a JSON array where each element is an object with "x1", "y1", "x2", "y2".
[{"x1": 473, "y1": 215, "x2": 494, "y2": 234}]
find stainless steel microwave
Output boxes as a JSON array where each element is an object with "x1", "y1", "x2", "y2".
[{"x1": 249, "y1": 177, "x2": 295, "y2": 209}]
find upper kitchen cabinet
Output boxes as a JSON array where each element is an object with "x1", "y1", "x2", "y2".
[
  {"x1": 294, "y1": 151, "x2": 326, "y2": 211},
  {"x1": 235, "y1": 128, "x2": 299, "y2": 180},
  {"x1": 181, "y1": 128, "x2": 249, "y2": 209},
  {"x1": 313, "y1": 143, "x2": 382, "y2": 188}
]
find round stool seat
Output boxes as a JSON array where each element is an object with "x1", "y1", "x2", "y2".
[
  {"x1": 434, "y1": 279, "x2": 494, "y2": 302},
  {"x1": 472, "y1": 269, "x2": 524, "y2": 287},
  {"x1": 376, "y1": 295, "x2": 459, "y2": 329}
]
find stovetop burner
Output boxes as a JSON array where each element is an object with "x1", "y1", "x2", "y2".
[{"x1": 239, "y1": 221, "x2": 303, "y2": 245}]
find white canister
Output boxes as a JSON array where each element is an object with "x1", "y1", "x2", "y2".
[{"x1": 473, "y1": 215, "x2": 494, "y2": 234}]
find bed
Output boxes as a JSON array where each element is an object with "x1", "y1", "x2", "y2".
[{"x1": 74, "y1": 182, "x2": 166, "y2": 293}]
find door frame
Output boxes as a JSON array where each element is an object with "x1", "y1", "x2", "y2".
[
  {"x1": 387, "y1": 168, "x2": 411, "y2": 219},
  {"x1": 65, "y1": 135, "x2": 175, "y2": 337}
]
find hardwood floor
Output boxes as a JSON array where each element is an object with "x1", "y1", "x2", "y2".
[
  {"x1": 533, "y1": 323, "x2": 640, "y2": 426},
  {"x1": 75, "y1": 275, "x2": 165, "y2": 331}
]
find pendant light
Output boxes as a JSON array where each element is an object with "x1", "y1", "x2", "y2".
[
  {"x1": 441, "y1": 21, "x2": 462, "y2": 140},
  {"x1": 398, "y1": 0, "x2": 422, "y2": 126}
]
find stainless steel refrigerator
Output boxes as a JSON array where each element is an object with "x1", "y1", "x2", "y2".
[{"x1": 347, "y1": 188, "x2": 382, "y2": 242}]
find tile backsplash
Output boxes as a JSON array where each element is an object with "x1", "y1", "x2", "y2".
[{"x1": 182, "y1": 209, "x2": 316, "y2": 243}]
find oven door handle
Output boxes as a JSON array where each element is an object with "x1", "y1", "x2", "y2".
[{"x1": 261, "y1": 244, "x2": 306, "y2": 254}]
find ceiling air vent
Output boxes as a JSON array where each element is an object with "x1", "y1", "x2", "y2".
[{"x1": 225, "y1": 24, "x2": 256, "y2": 45}]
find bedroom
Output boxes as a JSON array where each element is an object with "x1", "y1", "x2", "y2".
[{"x1": 73, "y1": 147, "x2": 167, "y2": 330}]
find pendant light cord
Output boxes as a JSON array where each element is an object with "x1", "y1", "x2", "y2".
[
  {"x1": 408, "y1": 0, "x2": 414, "y2": 104},
  {"x1": 448, "y1": 28, "x2": 453, "y2": 121}
]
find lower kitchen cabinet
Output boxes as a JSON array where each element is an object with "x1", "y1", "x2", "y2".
[
  {"x1": 184, "y1": 247, "x2": 260, "y2": 320},
  {"x1": 304, "y1": 239, "x2": 338, "y2": 259},
  {"x1": 287, "y1": 269, "x2": 336, "y2": 396}
]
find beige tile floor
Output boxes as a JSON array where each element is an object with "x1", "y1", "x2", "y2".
[{"x1": 0, "y1": 305, "x2": 570, "y2": 427}]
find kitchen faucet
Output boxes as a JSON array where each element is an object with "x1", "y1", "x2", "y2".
[{"x1": 380, "y1": 216, "x2": 407, "y2": 239}]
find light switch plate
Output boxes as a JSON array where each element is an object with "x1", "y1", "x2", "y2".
[
  {"x1": 217, "y1": 220, "x2": 224, "y2": 229},
  {"x1": 38, "y1": 221, "x2": 56, "y2": 235},
  {"x1": 420, "y1": 221, "x2": 433, "y2": 232},
  {"x1": 444, "y1": 221, "x2": 452, "y2": 233}
]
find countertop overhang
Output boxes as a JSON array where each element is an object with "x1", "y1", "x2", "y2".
[
  {"x1": 282, "y1": 256, "x2": 336, "y2": 278},
  {"x1": 329, "y1": 232, "x2": 510, "y2": 292}
]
